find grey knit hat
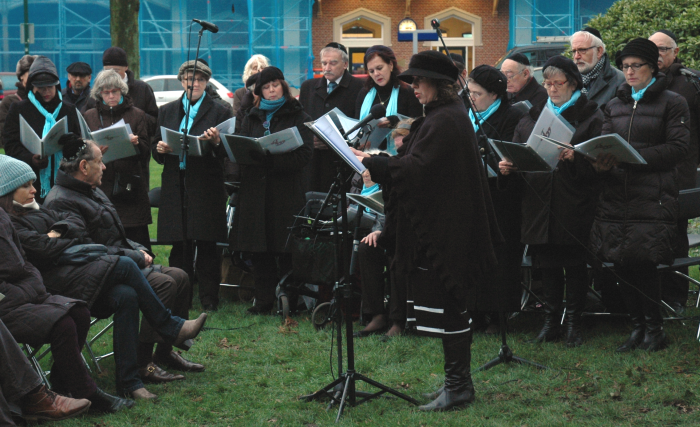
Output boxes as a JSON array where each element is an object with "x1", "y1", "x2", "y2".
[
  {"x1": 177, "y1": 60, "x2": 212, "y2": 81},
  {"x1": 0, "y1": 155, "x2": 36, "y2": 197}
]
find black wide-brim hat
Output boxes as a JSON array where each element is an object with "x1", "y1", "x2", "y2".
[{"x1": 398, "y1": 50, "x2": 458, "y2": 83}]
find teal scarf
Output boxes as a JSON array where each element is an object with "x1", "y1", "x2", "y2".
[
  {"x1": 469, "y1": 99, "x2": 501, "y2": 132},
  {"x1": 360, "y1": 86, "x2": 399, "y2": 155},
  {"x1": 259, "y1": 98, "x2": 286, "y2": 126},
  {"x1": 28, "y1": 90, "x2": 63, "y2": 197},
  {"x1": 179, "y1": 92, "x2": 206, "y2": 170},
  {"x1": 547, "y1": 90, "x2": 581, "y2": 116},
  {"x1": 360, "y1": 183, "x2": 380, "y2": 213},
  {"x1": 631, "y1": 78, "x2": 656, "y2": 102}
]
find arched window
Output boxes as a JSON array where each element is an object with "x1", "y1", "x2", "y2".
[
  {"x1": 423, "y1": 8, "x2": 482, "y2": 73},
  {"x1": 333, "y1": 8, "x2": 391, "y2": 75}
]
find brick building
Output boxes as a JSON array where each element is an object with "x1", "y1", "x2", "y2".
[{"x1": 311, "y1": 0, "x2": 510, "y2": 75}]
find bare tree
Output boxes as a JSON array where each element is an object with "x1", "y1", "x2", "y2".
[{"x1": 110, "y1": 0, "x2": 140, "y2": 78}]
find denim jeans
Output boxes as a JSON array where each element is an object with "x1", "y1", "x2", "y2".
[{"x1": 92, "y1": 257, "x2": 185, "y2": 394}]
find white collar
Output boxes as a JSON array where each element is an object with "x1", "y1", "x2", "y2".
[
  {"x1": 327, "y1": 74, "x2": 343, "y2": 87},
  {"x1": 13, "y1": 200, "x2": 40, "y2": 210}
]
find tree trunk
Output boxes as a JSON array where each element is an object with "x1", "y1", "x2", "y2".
[{"x1": 110, "y1": 0, "x2": 140, "y2": 78}]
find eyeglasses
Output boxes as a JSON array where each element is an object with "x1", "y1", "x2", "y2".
[
  {"x1": 621, "y1": 63, "x2": 649, "y2": 72},
  {"x1": 569, "y1": 46, "x2": 596, "y2": 56},
  {"x1": 543, "y1": 80, "x2": 568, "y2": 89},
  {"x1": 502, "y1": 69, "x2": 524, "y2": 80},
  {"x1": 657, "y1": 46, "x2": 675, "y2": 53},
  {"x1": 101, "y1": 89, "x2": 121, "y2": 97},
  {"x1": 184, "y1": 77, "x2": 207, "y2": 84}
]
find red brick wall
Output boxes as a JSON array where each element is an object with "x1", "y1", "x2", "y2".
[{"x1": 311, "y1": 0, "x2": 510, "y2": 70}]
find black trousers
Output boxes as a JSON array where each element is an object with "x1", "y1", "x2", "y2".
[
  {"x1": 252, "y1": 252, "x2": 292, "y2": 306},
  {"x1": 358, "y1": 242, "x2": 406, "y2": 322},
  {"x1": 170, "y1": 240, "x2": 221, "y2": 307}
]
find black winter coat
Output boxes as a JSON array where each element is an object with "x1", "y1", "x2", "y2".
[
  {"x1": 84, "y1": 95, "x2": 152, "y2": 227},
  {"x1": 61, "y1": 85, "x2": 92, "y2": 113},
  {"x1": 300, "y1": 71, "x2": 366, "y2": 192},
  {"x1": 230, "y1": 98, "x2": 314, "y2": 253},
  {"x1": 354, "y1": 82, "x2": 424, "y2": 120},
  {"x1": 509, "y1": 77, "x2": 548, "y2": 111},
  {"x1": 9, "y1": 206, "x2": 120, "y2": 314},
  {"x1": 152, "y1": 93, "x2": 233, "y2": 242},
  {"x1": 662, "y1": 62, "x2": 700, "y2": 189},
  {"x1": 2, "y1": 96, "x2": 81, "y2": 198},
  {"x1": 43, "y1": 170, "x2": 151, "y2": 270},
  {"x1": 0, "y1": 208, "x2": 81, "y2": 348},
  {"x1": 589, "y1": 77, "x2": 690, "y2": 265},
  {"x1": 515, "y1": 95, "x2": 604, "y2": 246},
  {"x1": 362, "y1": 98, "x2": 502, "y2": 308}
]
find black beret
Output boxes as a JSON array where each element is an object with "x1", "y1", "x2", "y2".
[
  {"x1": 583, "y1": 27, "x2": 602, "y2": 41},
  {"x1": 325, "y1": 42, "x2": 348, "y2": 55},
  {"x1": 542, "y1": 55, "x2": 584, "y2": 90},
  {"x1": 398, "y1": 50, "x2": 458, "y2": 83},
  {"x1": 66, "y1": 62, "x2": 92, "y2": 76},
  {"x1": 102, "y1": 47, "x2": 128, "y2": 67},
  {"x1": 615, "y1": 38, "x2": 660, "y2": 74},
  {"x1": 254, "y1": 66, "x2": 285, "y2": 96},
  {"x1": 469, "y1": 65, "x2": 507, "y2": 99},
  {"x1": 653, "y1": 29, "x2": 678, "y2": 44},
  {"x1": 508, "y1": 53, "x2": 530, "y2": 66}
]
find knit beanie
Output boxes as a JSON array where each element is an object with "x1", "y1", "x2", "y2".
[
  {"x1": 0, "y1": 155, "x2": 37, "y2": 197},
  {"x1": 615, "y1": 38, "x2": 660, "y2": 74},
  {"x1": 469, "y1": 65, "x2": 507, "y2": 99},
  {"x1": 102, "y1": 47, "x2": 128, "y2": 67},
  {"x1": 542, "y1": 55, "x2": 584, "y2": 90}
]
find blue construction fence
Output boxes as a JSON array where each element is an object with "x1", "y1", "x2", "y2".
[{"x1": 0, "y1": 0, "x2": 315, "y2": 90}]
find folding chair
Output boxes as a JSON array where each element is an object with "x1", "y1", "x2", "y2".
[
  {"x1": 83, "y1": 318, "x2": 114, "y2": 373},
  {"x1": 22, "y1": 344, "x2": 51, "y2": 388}
]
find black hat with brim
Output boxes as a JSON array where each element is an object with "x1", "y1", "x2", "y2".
[
  {"x1": 398, "y1": 50, "x2": 458, "y2": 83},
  {"x1": 31, "y1": 73, "x2": 60, "y2": 88},
  {"x1": 27, "y1": 56, "x2": 60, "y2": 89}
]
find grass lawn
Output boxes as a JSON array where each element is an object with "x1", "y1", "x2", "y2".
[{"x1": 3, "y1": 150, "x2": 700, "y2": 425}]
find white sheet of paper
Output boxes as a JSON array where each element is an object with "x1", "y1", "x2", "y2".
[
  {"x1": 308, "y1": 114, "x2": 366, "y2": 174},
  {"x1": 215, "y1": 117, "x2": 236, "y2": 135},
  {"x1": 76, "y1": 108, "x2": 93, "y2": 140}
]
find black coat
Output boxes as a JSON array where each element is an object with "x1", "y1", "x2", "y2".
[
  {"x1": 662, "y1": 62, "x2": 700, "y2": 189},
  {"x1": 300, "y1": 71, "x2": 366, "y2": 192},
  {"x1": 515, "y1": 95, "x2": 604, "y2": 246},
  {"x1": 9, "y1": 206, "x2": 120, "y2": 314},
  {"x1": 2, "y1": 96, "x2": 81, "y2": 198},
  {"x1": 43, "y1": 170, "x2": 151, "y2": 270},
  {"x1": 362, "y1": 98, "x2": 502, "y2": 308},
  {"x1": 0, "y1": 208, "x2": 81, "y2": 348},
  {"x1": 354, "y1": 81, "x2": 424, "y2": 120},
  {"x1": 584, "y1": 54, "x2": 626, "y2": 111},
  {"x1": 509, "y1": 77, "x2": 548, "y2": 111},
  {"x1": 125, "y1": 69, "x2": 159, "y2": 134},
  {"x1": 589, "y1": 77, "x2": 690, "y2": 265},
  {"x1": 230, "y1": 98, "x2": 314, "y2": 253},
  {"x1": 84, "y1": 95, "x2": 152, "y2": 227},
  {"x1": 152, "y1": 93, "x2": 233, "y2": 242},
  {"x1": 61, "y1": 85, "x2": 93, "y2": 113}
]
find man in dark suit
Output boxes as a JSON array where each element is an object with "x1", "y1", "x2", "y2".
[
  {"x1": 500, "y1": 53, "x2": 548, "y2": 110},
  {"x1": 298, "y1": 42, "x2": 364, "y2": 191}
]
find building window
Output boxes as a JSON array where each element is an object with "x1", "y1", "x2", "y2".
[
  {"x1": 333, "y1": 8, "x2": 391, "y2": 76},
  {"x1": 424, "y1": 8, "x2": 482, "y2": 73}
]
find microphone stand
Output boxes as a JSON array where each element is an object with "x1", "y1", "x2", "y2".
[
  {"x1": 178, "y1": 24, "x2": 205, "y2": 301},
  {"x1": 432, "y1": 20, "x2": 547, "y2": 372}
]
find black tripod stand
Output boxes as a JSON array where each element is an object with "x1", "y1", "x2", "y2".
[{"x1": 301, "y1": 163, "x2": 418, "y2": 422}]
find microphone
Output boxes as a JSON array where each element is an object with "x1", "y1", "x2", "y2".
[
  {"x1": 431, "y1": 19, "x2": 440, "y2": 29},
  {"x1": 679, "y1": 68, "x2": 699, "y2": 79},
  {"x1": 343, "y1": 103, "x2": 386, "y2": 138},
  {"x1": 193, "y1": 19, "x2": 219, "y2": 33}
]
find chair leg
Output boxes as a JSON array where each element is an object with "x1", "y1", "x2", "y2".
[{"x1": 23, "y1": 344, "x2": 51, "y2": 389}]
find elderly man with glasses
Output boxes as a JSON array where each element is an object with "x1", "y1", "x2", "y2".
[
  {"x1": 569, "y1": 27, "x2": 626, "y2": 111},
  {"x1": 499, "y1": 53, "x2": 548, "y2": 110},
  {"x1": 648, "y1": 29, "x2": 700, "y2": 315}
]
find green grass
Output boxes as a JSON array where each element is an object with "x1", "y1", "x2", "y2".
[{"x1": 5, "y1": 150, "x2": 700, "y2": 425}]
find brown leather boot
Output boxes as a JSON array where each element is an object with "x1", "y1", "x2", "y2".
[{"x1": 21, "y1": 385, "x2": 91, "y2": 421}]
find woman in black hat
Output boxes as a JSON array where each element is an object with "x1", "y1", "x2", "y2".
[
  {"x1": 355, "y1": 50, "x2": 501, "y2": 411},
  {"x1": 500, "y1": 56, "x2": 603, "y2": 347},
  {"x1": 465, "y1": 65, "x2": 526, "y2": 334},
  {"x1": 354, "y1": 46, "x2": 422, "y2": 153},
  {"x1": 230, "y1": 66, "x2": 313, "y2": 314},
  {"x1": 589, "y1": 38, "x2": 690, "y2": 353},
  {"x1": 153, "y1": 59, "x2": 233, "y2": 311},
  {"x1": 2, "y1": 56, "x2": 81, "y2": 202}
]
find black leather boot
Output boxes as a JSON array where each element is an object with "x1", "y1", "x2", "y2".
[
  {"x1": 615, "y1": 314, "x2": 645, "y2": 353},
  {"x1": 564, "y1": 265, "x2": 588, "y2": 348},
  {"x1": 88, "y1": 389, "x2": 135, "y2": 413},
  {"x1": 530, "y1": 268, "x2": 564, "y2": 343},
  {"x1": 422, "y1": 385, "x2": 444, "y2": 401},
  {"x1": 418, "y1": 333, "x2": 475, "y2": 412},
  {"x1": 639, "y1": 273, "x2": 667, "y2": 352}
]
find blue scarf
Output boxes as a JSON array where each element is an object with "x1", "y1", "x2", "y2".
[
  {"x1": 259, "y1": 97, "x2": 286, "y2": 123},
  {"x1": 631, "y1": 77, "x2": 656, "y2": 102},
  {"x1": 102, "y1": 96, "x2": 124, "y2": 105},
  {"x1": 360, "y1": 183, "x2": 380, "y2": 213},
  {"x1": 178, "y1": 92, "x2": 206, "y2": 170},
  {"x1": 469, "y1": 99, "x2": 501, "y2": 132},
  {"x1": 547, "y1": 90, "x2": 581, "y2": 116},
  {"x1": 28, "y1": 90, "x2": 63, "y2": 197},
  {"x1": 360, "y1": 86, "x2": 400, "y2": 155}
]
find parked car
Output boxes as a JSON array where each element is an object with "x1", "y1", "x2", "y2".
[
  {"x1": 143, "y1": 75, "x2": 234, "y2": 107},
  {"x1": 0, "y1": 72, "x2": 19, "y2": 101},
  {"x1": 495, "y1": 38, "x2": 568, "y2": 69}
]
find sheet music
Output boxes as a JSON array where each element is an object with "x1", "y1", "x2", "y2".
[
  {"x1": 537, "y1": 133, "x2": 647, "y2": 165},
  {"x1": 525, "y1": 104, "x2": 574, "y2": 170},
  {"x1": 258, "y1": 127, "x2": 304, "y2": 155},
  {"x1": 215, "y1": 117, "x2": 236, "y2": 135},
  {"x1": 19, "y1": 115, "x2": 67, "y2": 158},
  {"x1": 161, "y1": 126, "x2": 203, "y2": 156},
  {"x1": 307, "y1": 114, "x2": 366, "y2": 174},
  {"x1": 76, "y1": 108, "x2": 93, "y2": 140},
  {"x1": 347, "y1": 192, "x2": 384, "y2": 215}
]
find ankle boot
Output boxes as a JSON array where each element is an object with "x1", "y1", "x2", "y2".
[
  {"x1": 529, "y1": 268, "x2": 564, "y2": 343},
  {"x1": 564, "y1": 267, "x2": 588, "y2": 348},
  {"x1": 640, "y1": 316, "x2": 667, "y2": 352},
  {"x1": 419, "y1": 334, "x2": 475, "y2": 412},
  {"x1": 422, "y1": 385, "x2": 444, "y2": 401},
  {"x1": 615, "y1": 315, "x2": 645, "y2": 353}
]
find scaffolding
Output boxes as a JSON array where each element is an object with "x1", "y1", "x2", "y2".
[
  {"x1": 0, "y1": 0, "x2": 314, "y2": 90},
  {"x1": 509, "y1": 0, "x2": 616, "y2": 48}
]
